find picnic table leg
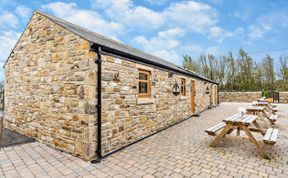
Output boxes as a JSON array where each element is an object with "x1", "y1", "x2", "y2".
[
  {"x1": 261, "y1": 110, "x2": 275, "y2": 125},
  {"x1": 240, "y1": 125, "x2": 271, "y2": 160},
  {"x1": 237, "y1": 127, "x2": 240, "y2": 136},
  {"x1": 253, "y1": 120, "x2": 265, "y2": 136},
  {"x1": 210, "y1": 124, "x2": 233, "y2": 147}
]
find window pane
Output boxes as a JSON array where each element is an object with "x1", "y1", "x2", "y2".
[
  {"x1": 139, "y1": 73, "x2": 148, "y2": 80},
  {"x1": 139, "y1": 82, "x2": 148, "y2": 94}
]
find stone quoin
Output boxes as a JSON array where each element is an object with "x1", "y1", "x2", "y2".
[{"x1": 3, "y1": 11, "x2": 218, "y2": 161}]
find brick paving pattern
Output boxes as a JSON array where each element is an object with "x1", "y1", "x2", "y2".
[{"x1": 1, "y1": 102, "x2": 288, "y2": 178}]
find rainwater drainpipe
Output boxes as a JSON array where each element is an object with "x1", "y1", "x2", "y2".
[
  {"x1": 217, "y1": 83, "x2": 220, "y2": 105},
  {"x1": 91, "y1": 45, "x2": 102, "y2": 163}
]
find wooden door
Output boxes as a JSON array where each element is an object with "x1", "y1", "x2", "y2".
[
  {"x1": 190, "y1": 80, "x2": 195, "y2": 112},
  {"x1": 210, "y1": 84, "x2": 213, "y2": 105}
]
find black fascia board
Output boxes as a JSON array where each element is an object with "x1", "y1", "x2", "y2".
[{"x1": 90, "y1": 43, "x2": 218, "y2": 84}]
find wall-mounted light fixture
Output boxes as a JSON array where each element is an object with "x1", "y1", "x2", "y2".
[
  {"x1": 172, "y1": 83, "x2": 180, "y2": 96},
  {"x1": 205, "y1": 86, "x2": 210, "y2": 94},
  {"x1": 113, "y1": 71, "x2": 120, "y2": 81}
]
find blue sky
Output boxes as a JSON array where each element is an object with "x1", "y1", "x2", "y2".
[{"x1": 1, "y1": 0, "x2": 288, "y2": 81}]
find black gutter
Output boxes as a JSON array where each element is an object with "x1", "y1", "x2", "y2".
[
  {"x1": 94, "y1": 45, "x2": 218, "y2": 85},
  {"x1": 91, "y1": 45, "x2": 102, "y2": 164}
]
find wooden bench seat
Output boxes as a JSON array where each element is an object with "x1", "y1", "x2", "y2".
[
  {"x1": 263, "y1": 128, "x2": 278, "y2": 145},
  {"x1": 205, "y1": 122, "x2": 226, "y2": 136}
]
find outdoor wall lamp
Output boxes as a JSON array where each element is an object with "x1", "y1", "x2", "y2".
[
  {"x1": 205, "y1": 86, "x2": 210, "y2": 94},
  {"x1": 113, "y1": 71, "x2": 120, "y2": 81},
  {"x1": 172, "y1": 83, "x2": 180, "y2": 96}
]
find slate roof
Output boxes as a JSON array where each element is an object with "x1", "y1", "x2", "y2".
[{"x1": 37, "y1": 11, "x2": 217, "y2": 84}]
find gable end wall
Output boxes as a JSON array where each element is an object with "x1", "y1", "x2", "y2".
[{"x1": 4, "y1": 12, "x2": 98, "y2": 160}]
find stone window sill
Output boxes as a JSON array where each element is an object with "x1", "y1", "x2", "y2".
[
  {"x1": 180, "y1": 96, "x2": 187, "y2": 100},
  {"x1": 137, "y1": 98, "x2": 154, "y2": 105}
]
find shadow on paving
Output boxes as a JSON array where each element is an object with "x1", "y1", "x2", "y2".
[{"x1": 1, "y1": 128, "x2": 35, "y2": 148}]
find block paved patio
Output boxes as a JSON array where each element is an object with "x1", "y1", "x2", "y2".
[{"x1": 1, "y1": 102, "x2": 288, "y2": 178}]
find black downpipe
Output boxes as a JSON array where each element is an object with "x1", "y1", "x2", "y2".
[
  {"x1": 91, "y1": 46, "x2": 102, "y2": 163},
  {"x1": 217, "y1": 83, "x2": 220, "y2": 105}
]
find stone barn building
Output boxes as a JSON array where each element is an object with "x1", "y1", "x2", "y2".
[{"x1": 3, "y1": 11, "x2": 218, "y2": 161}]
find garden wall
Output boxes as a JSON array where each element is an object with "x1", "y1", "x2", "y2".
[{"x1": 220, "y1": 92, "x2": 288, "y2": 103}]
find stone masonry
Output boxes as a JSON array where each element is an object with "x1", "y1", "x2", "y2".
[
  {"x1": 100, "y1": 55, "x2": 218, "y2": 154},
  {"x1": 4, "y1": 11, "x2": 218, "y2": 160},
  {"x1": 4, "y1": 12, "x2": 98, "y2": 160},
  {"x1": 220, "y1": 92, "x2": 288, "y2": 103}
]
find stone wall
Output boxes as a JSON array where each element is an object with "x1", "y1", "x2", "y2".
[
  {"x1": 4, "y1": 12, "x2": 97, "y2": 160},
  {"x1": 219, "y1": 92, "x2": 261, "y2": 103},
  {"x1": 99, "y1": 54, "x2": 217, "y2": 154},
  {"x1": 279, "y1": 92, "x2": 288, "y2": 103},
  {"x1": 4, "y1": 11, "x2": 218, "y2": 160},
  {"x1": 220, "y1": 92, "x2": 288, "y2": 103}
]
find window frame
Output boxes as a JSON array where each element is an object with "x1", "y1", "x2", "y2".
[
  {"x1": 138, "y1": 69, "x2": 151, "y2": 98},
  {"x1": 180, "y1": 78, "x2": 186, "y2": 96}
]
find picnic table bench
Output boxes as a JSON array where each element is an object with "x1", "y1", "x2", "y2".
[
  {"x1": 205, "y1": 122, "x2": 226, "y2": 136},
  {"x1": 245, "y1": 106, "x2": 278, "y2": 125},
  {"x1": 205, "y1": 113, "x2": 278, "y2": 159}
]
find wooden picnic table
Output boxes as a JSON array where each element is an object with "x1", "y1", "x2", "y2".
[
  {"x1": 207, "y1": 113, "x2": 276, "y2": 159},
  {"x1": 245, "y1": 106, "x2": 277, "y2": 125},
  {"x1": 253, "y1": 101, "x2": 278, "y2": 114},
  {"x1": 257, "y1": 98, "x2": 267, "y2": 102}
]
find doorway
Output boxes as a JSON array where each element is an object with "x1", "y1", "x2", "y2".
[{"x1": 190, "y1": 80, "x2": 195, "y2": 113}]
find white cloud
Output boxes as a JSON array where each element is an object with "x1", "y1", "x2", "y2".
[
  {"x1": 133, "y1": 34, "x2": 179, "y2": 51},
  {"x1": 208, "y1": 26, "x2": 233, "y2": 42},
  {"x1": 41, "y1": 1, "x2": 228, "y2": 65},
  {"x1": 158, "y1": 28, "x2": 183, "y2": 38},
  {"x1": 91, "y1": 0, "x2": 217, "y2": 34},
  {"x1": 248, "y1": 25, "x2": 266, "y2": 40},
  {"x1": 164, "y1": 1, "x2": 217, "y2": 33},
  {"x1": 15, "y1": 5, "x2": 32, "y2": 19},
  {"x1": 258, "y1": 11, "x2": 288, "y2": 30},
  {"x1": 133, "y1": 28, "x2": 182, "y2": 51},
  {"x1": 42, "y1": 2, "x2": 123, "y2": 41},
  {"x1": 0, "y1": 12, "x2": 18, "y2": 28},
  {"x1": 0, "y1": 30, "x2": 20, "y2": 65},
  {"x1": 91, "y1": 0, "x2": 164, "y2": 30},
  {"x1": 133, "y1": 28, "x2": 183, "y2": 64},
  {"x1": 247, "y1": 11, "x2": 288, "y2": 41},
  {"x1": 152, "y1": 50, "x2": 181, "y2": 64}
]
